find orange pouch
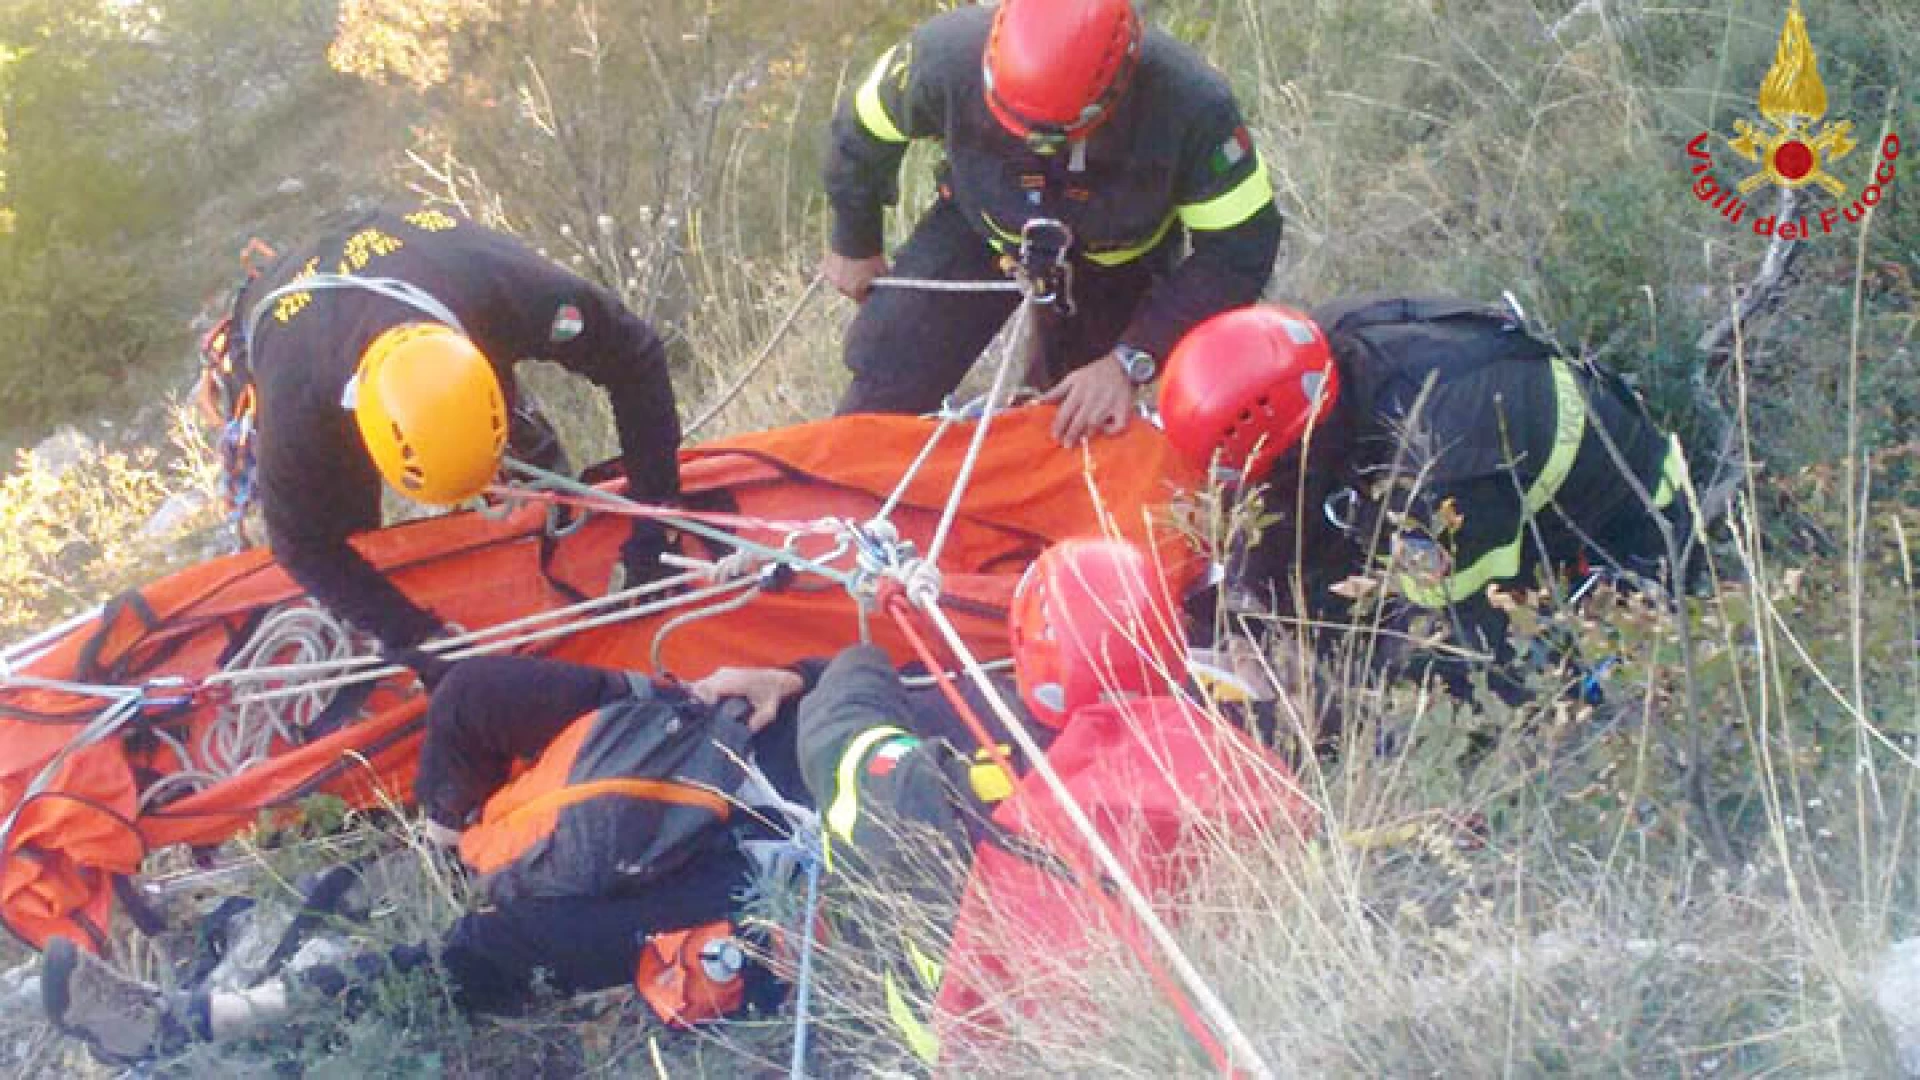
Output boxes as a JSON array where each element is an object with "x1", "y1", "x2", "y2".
[{"x1": 635, "y1": 919, "x2": 745, "y2": 1027}]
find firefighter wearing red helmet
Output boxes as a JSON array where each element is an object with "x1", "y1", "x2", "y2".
[
  {"x1": 793, "y1": 538, "x2": 1312, "y2": 1065},
  {"x1": 1160, "y1": 299, "x2": 1695, "y2": 695},
  {"x1": 822, "y1": 0, "x2": 1282, "y2": 447}
]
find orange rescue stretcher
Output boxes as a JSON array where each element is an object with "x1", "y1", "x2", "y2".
[{"x1": 0, "y1": 408, "x2": 1199, "y2": 953}]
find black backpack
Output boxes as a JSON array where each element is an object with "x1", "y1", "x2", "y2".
[{"x1": 1308, "y1": 294, "x2": 1560, "y2": 446}]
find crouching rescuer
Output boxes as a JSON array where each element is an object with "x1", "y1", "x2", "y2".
[
  {"x1": 796, "y1": 539, "x2": 1315, "y2": 1068},
  {"x1": 197, "y1": 208, "x2": 686, "y2": 684},
  {"x1": 40, "y1": 655, "x2": 805, "y2": 1063},
  {"x1": 1159, "y1": 298, "x2": 1696, "y2": 698}
]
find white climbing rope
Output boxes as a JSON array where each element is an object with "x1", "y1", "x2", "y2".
[
  {"x1": 924, "y1": 298, "x2": 1034, "y2": 567},
  {"x1": 870, "y1": 275, "x2": 1025, "y2": 294}
]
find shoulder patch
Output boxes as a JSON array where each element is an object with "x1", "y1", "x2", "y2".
[
  {"x1": 550, "y1": 304, "x2": 585, "y2": 342},
  {"x1": 1210, "y1": 126, "x2": 1252, "y2": 175},
  {"x1": 867, "y1": 736, "x2": 920, "y2": 778}
]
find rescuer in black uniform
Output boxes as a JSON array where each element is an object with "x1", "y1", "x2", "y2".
[
  {"x1": 822, "y1": 0, "x2": 1282, "y2": 445},
  {"x1": 1159, "y1": 299, "x2": 1695, "y2": 695},
  {"x1": 201, "y1": 207, "x2": 683, "y2": 667}
]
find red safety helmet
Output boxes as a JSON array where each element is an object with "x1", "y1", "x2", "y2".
[
  {"x1": 984, "y1": 0, "x2": 1143, "y2": 150},
  {"x1": 1009, "y1": 538, "x2": 1186, "y2": 730},
  {"x1": 1158, "y1": 305, "x2": 1342, "y2": 481}
]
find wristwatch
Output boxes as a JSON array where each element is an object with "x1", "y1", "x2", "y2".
[{"x1": 1113, "y1": 344, "x2": 1158, "y2": 386}]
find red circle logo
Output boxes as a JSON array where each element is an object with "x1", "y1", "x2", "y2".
[{"x1": 1772, "y1": 139, "x2": 1815, "y2": 181}]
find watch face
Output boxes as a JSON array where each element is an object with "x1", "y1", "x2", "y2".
[{"x1": 1119, "y1": 347, "x2": 1155, "y2": 383}]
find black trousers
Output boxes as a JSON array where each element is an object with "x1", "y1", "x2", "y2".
[
  {"x1": 836, "y1": 198, "x2": 1160, "y2": 416},
  {"x1": 437, "y1": 849, "x2": 748, "y2": 1014}
]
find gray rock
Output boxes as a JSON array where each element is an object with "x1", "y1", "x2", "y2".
[
  {"x1": 29, "y1": 426, "x2": 94, "y2": 478},
  {"x1": 140, "y1": 490, "x2": 211, "y2": 540},
  {"x1": 0, "y1": 956, "x2": 38, "y2": 1011},
  {"x1": 1875, "y1": 938, "x2": 1920, "y2": 1076},
  {"x1": 276, "y1": 177, "x2": 307, "y2": 196}
]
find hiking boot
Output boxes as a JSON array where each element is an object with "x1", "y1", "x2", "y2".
[{"x1": 41, "y1": 936, "x2": 189, "y2": 1063}]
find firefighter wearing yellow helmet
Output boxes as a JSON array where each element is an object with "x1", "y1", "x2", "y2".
[{"x1": 216, "y1": 208, "x2": 683, "y2": 679}]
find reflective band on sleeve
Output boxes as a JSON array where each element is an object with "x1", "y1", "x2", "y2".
[
  {"x1": 884, "y1": 969, "x2": 942, "y2": 1063},
  {"x1": 1178, "y1": 155, "x2": 1273, "y2": 232},
  {"x1": 1652, "y1": 433, "x2": 1689, "y2": 510},
  {"x1": 1397, "y1": 358, "x2": 1588, "y2": 608},
  {"x1": 855, "y1": 46, "x2": 909, "y2": 144},
  {"x1": 826, "y1": 725, "x2": 910, "y2": 844}
]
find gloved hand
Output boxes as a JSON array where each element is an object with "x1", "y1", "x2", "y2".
[
  {"x1": 383, "y1": 644, "x2": 454, "y2": 692},
  {"x1": 609, "y1": 518, "x2": 680, "y2": 597}
]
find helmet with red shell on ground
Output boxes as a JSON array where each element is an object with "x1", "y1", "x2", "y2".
[
  {"x1": 1009, "y1": 537, "x2": 1188, "y2": 730},
  {"x1": 983, "y1": 0, "x2": 1143, "y2": 150},
  {"x1": 1157, "y1": 304, "x2": 1342, "y2": 482}
]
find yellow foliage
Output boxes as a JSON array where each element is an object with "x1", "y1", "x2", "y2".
[
  {"x1": 328, "y1": 0, "x2": 502, "y2": 90},
  {"x1": 0, "y1": 435, "x2": 210, "y2": 638}
]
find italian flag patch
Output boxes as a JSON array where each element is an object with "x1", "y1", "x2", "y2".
[
  {"x1": 550, "y1": 304, "x2": 585, "y2": 343},
  {"x1": 1210, "y1": 126, "x2": 1252, "y2": 176},
  {"x1": 867, "y1": 736, "x2": 920, "y2": 778}
]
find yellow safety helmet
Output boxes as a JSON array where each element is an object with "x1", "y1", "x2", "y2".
[{"x1": 352, "y1": 323, "x2": 507, "y2": 506}]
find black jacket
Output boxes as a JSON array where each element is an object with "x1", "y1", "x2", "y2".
[
  {"x1": 825, "y1": 6, "x2": 1281, "y2": 358},
  {"x1": 238, "y1": 208, "x2": 681, "y2": 649},
  {"x1": 1241, "y1": 297, "x2": 1685, "y2": 620}
]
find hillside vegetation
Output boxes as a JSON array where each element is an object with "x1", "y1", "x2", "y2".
[{"x1": 1, "y1": 0, "x2": 1916, "y2": 1075}]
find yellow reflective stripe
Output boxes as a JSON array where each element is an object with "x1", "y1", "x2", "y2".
[
  {"x1": 980, "y1": 213, "x2": 1019, "y2": 254},
  {"x1": 1652, "y1": 433, "x2": 1688, "y2": 510},
  {"x1": 1525, "y1": 358, "x2": 1587, "y2": 515},
  {"x1": 1084, "y1": 211, "x2": 1178, "y2": 266},
  {"x1": 855, "y1": 46, "x2": 908, "y2": 144},
  {"x1": 905, "y1": 939, "x2": 944, "y2": 991},
  {"x1": 885, "y1": 970, "x2": 942, "y2": 1063},
  {"x1": 1399, "y1": 535, "x2": 1522, "y2": 609},
  {"x1": 981, "y1": 210, "x2": 1175, "y2": 266},
  {"x1": 1177, "y1": 154, "x2": 1273, "y2": 232},
  {"x1": 826, "y1": 726, "x2": 909, "y2": 844},
  {"x1": 1397, "y1": 358, "x2": 1587, "y2": 608}
]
